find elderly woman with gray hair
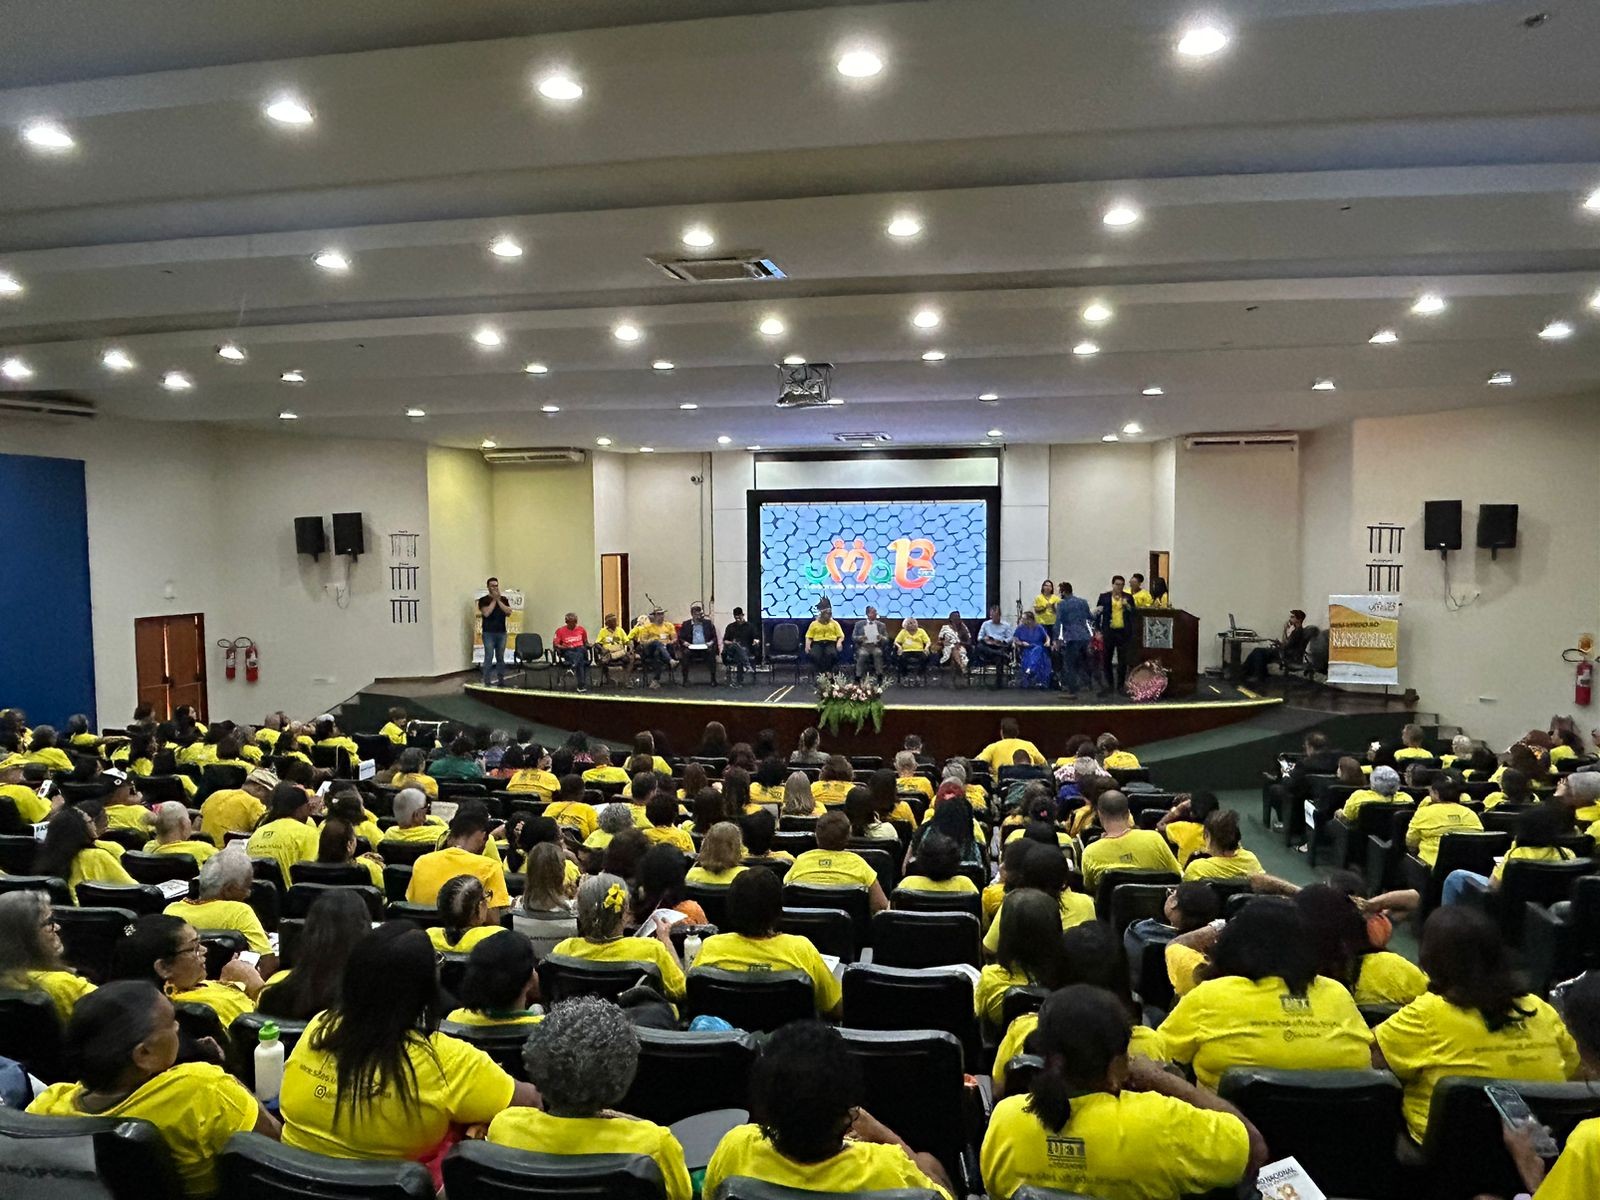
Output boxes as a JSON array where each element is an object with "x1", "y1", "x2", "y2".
[
  {"x1": 1337, "y1": 764, "x2": 1405, "y2": 821},
  {"x1": 379, "y1": 787, "x2": 445, "y2": 850},
  {"x1": 163, "y1": 849, "x2": 275, "y2": 967},
  {"x1": 548, "y1": 873, "x2": 686, "y2": 1003},
  {"x1": 486, "y1": 995, "x2": 692, "y2": 1200}
]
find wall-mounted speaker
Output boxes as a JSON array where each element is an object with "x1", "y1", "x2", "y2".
[
  {"x1": 332, "y1": 512, "x2": 365, "y2": 559},
  {"x1": 294, "y1": 516, "x2": 326, "y2": 559},
  {"x1": 1477, "y1": 503, "x2": 1519, "y2": 555},
  {"x1": 1423, "y1": 500, "x2": 1462, "y2": 552}
]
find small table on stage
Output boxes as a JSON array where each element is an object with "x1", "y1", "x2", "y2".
[
  {"x1": 1217, "y1": 633, "x2": 1275, "y2": 680},
  {"x1": 1134, "y1": 609, "x2": 1199, "y2": 697}
]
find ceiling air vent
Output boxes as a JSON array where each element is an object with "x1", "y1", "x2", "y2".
[
  {"x1": 832, "y1": 432, "x2": 892, "y2": 444},
  {"x1": 0, "y1": 391, "x2": 96, "y2": 420},
  {"x1": 482, "y1": 447, "x2": 586, "y2": 465},
  {"x1": 1184, "y1": 431, "x2": 1299, "y2": 449},
  {"x1": 648, "y1": 254, "x2": 787, "y2": 283}
]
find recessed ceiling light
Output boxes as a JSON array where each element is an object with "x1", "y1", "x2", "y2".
[
  {"x1": 101, "y1": 348, "x2": 135, "y2": 372},
  {"x1": 279, "y1": 369, "x2": 304, "y2": 384},
  {"x1": 758, "y1": 317, "x2": 786, "y2": 336},
  {"x1": 825, "y1": 396, "x2": 845, "y2": 406},
  {"x1": 986, "y1": 428, "x2": 1004, "y2": 438},
  {"x1": 405, "y1": 407, "x2": 426, "y2": 418},
  {"x1": 0, "y1": 272, "x2": 22, "y2": 295},
  {"x1": 472, "y1": 327, "x2": 504, "y2": 348},
  {"x1": 540, "y1": 404, "x2": 560, "y2": 413},
  {"x1": 681, "y1": 226, "x2": 715, "y2": 249},
  {"x1": 1122, "y1": 421, "x2": 1143, "y2": 435},
  {"x1": 912, "y1": 308, "x2": 941, "y2": 329},
  {"x1": 782, "y1": 354, "x2": 807, "y2": 366},
  {"x1": 1101, "y1": 433, "x2": 1119, "y2": 443},
  {"x1": 523, "y1": 362, "x2": 549, "y2": 375},
  {"x1": 921, "y1": 349, "x2": 947, "y2": 362},
  {"x1": 1082, "y1": 301, "x2": 1114, "y2": 323},
  {"x1": 216, "y1": 343, "x2": 246, "y2": 362},
  {"x1": 488, "y1": 236, "x2": 523, "y2": 259},
  {"x1": 886, "y1": 215, "x2": 922, "y2": 238},
  {"x1": 278, "y1": 410, "x2": 298, "y2": 421},
  {"x1": 1102, "y1": 203, "x2": 1142, "y2": 227},
  {"x1": 263, "y1": 96, "x2": 314, "y2": 126},
  {"x1": 679, "y1": 402, "x2": 699, "y2": 410},
  {"x1": 1175, "y1": 24, "x2": 1230, "y2": 57},
  {"x1": 312, "y1": 250, "x2": 349, "y2": 272},
  {"x1": 21, "y1": 121, "x2": 74, "y2": 151},
  {"x1": 717, "y1": 435, "x2": 732, "y2": 445},
  {"x1": 1539, "y1": 320, "x2": 1574, "y2": 340},
  {"x1": 1411, "y1": 293, "x2": 1447, "y2": 315},
  {"x1": 652, "y1": 360, "x2": 675, "y2": 372},
  {"x1": 1141, "y1": 385, "x2": 1164, "y2": 396},
  {"x1": 161, "y1": 371, "x2": 192, "y2": 391},
  {"x1": 978, "y1": 392, "x2": 999, "y2": 401},
  {"x1": 613, "y1": 323, "x2": 642, "y2": 342},
  {"x1": 480, "y1": 439, "x2": 497, "y2": 449},
  {"x1": 1487, "y1": 371, "x2": 1515, "y2": 386},
  {"x1": 638, "y1": 446, "x2": 655, "y2": 454},
  {"x1": 1368, "y1": 328, "x2": 1400, "y2": 344},
  {"x1": 537, "y1": 73, "x2": 584, "y2": 101},
  {"x1": 1072, "y1": 341, "x2": 1099, "y2": 356},
  {"x1": 1, "y1": 357, "x2": 33, "y2": 381},
  {"x1": 1312, "y1": 378, "x2": 1337, "y2": 391},
  {"x1": 1583, "y1": 187, "x2": 1600, "y2": 212},
  {"x1": 596, "y1": 436, "x2": 613, "y2": 446},
  {"x1": 836, "y1": 49, "x2": 883, "y2": 78}
]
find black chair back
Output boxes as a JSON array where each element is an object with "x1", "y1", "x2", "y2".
[
  {"x1": 1496, "y1": 858, "x2": 1593, "y2": 938},
  {"x1": 228, "y1": 1013, "x2": 310, "y2": 1090},
  {"x1": 381, "y1": 862, "x2": 415, "y2": 901},
  {"x1": 1093, "y1": 869, "x2": 1180, "y2": 922},
  {"x1": 782, "y1": 884, "x2": 871, "y2": 946},
  {"x1": 1000, "y1": 984, "x2": 1050, "y2": 1031},
  {"x1": 891, "y1": 888, "x2": 982, "y2": 921},
  {"x1": 121, "y1": 850, "x2": 200, "y2": 886},
  {"x1": 309, "y1": 745, "x2": 351, "y2": 776},
  {"x1": 201, "y1": 764, "x2": 248, "y2": 794},
  {"x1": 771, "y1": 831, "x2": 815, "y2": 858},
  {"x1": 869, "y1": 910, "x2": 981, "y2": 970},
  {"x1": 0, "y1": 873, "x2": 73, "y2": 907},
  {"x1": 1422, "y1": 831, "x2": 1512, "y2": 911},
  {"x1": 838, "y1": 1027, "x2": 972, "y2": 1192},
  {"x1": 848, "y1": 843, "x2": 899, "y2": 891},
  {"x1": 438, "y1": 1019, "x2": 536, "y2": 1081},
  {"x1": 0, "y1": 989, "x2": 66, "y2": 1081},
  {"x1": 438, "y1": 781, "x2": 488, "y2": 803},
  {"x1": 1217, "y1": 1067, "x2": 1404, "y2": 1199},
  {"x1": 77, "y1": 881, "x2": 169, "y2": 916},
  {"x1": 247, "y1": 879, "x2": 281, "y2": 932},
  {"x1": 54, "y1": 906, "x2": 138, "y2": 983},
  {"x1": 683, "y1": 883, "x2": 731, "y2": 930},
  {"x1": 715, "y1": 1181, "x2": 941, "y2": 1200},
  {"x1": 385, "y1": 900, "x2": 443, "y2": 927},
  {"x1": 776, "y1": 906, "x2": 856, "y2": 963},
  {"x1": 536, "y1": 952, "x2": 663, "y2": 1004},
  {"x1": 288, "y1": 861, "x2": 372, "y2": 887},
  {"x1": 285, "y1": 882, "x2": 385, "y2": 921},
  {"x1": 0, "y1": 1107, "x2": 185, "y2": 1200},
  {"x1": 441, "y1": 1142, "x2": 666, "y2": 1200},
  {"x1": 686, "y1": 965, "x2": 815, "y2": 1032},
  {"x1": 377, "y1": 839, "x2": 435, "y2": 867},
  {"x1": 841, "y1": 963, "x2": 980, "y2": 1071},
  {"x1": 624, "y1": 1028, "x2": 758, "y2": 1126},
  {"x1": 353, "y1": 734, "x2": 399, "y2": 771},
  {"x1": 1104, "y1": 882, "x2": 1172, "y2": 936},
  {"x1": 220, "y1": 1131, "x2": 433, "y2": 1200},
  {"x1": 1420, "y1": 1076, "x2": 1600, "y2": 1200},
  {"x1": 132, "y1": 776, "x2": 190, "y2": 806}
]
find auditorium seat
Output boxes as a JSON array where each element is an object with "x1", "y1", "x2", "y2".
[
  {"x1": 1103, "y1": 881, "x2": 1170, "y2": 936},
  {"x1": 0, "y1": 1107, "x2": 184, "y2": 1200},
  {"x1": 438, "y1": 1019, "x2": 535, "y2": 1081},
  {"x1": 54, "y1": 905, "x2": 137, "y2": 983},
  {"x1": 997, "y1": 985, "x2": 1050, "y2": 1037},
  {"x1": 624, "y1": 1027, "x2": 758, "y2": 1126},
  {"x1": 130, "y1": 776, "x2": 190, "y2": 806},
  {"x1": 0, "y1": 989, "x2": 66, "y2": 1081},
  {"x1": 377, "y1": 839, "x2": 434, "y2": 867},
  {"x1": 1092, "y1": 868, "x2": 1180, "y2": 920},
  {"x1": 1403, "y1": 831, "x2": 1511, "y2": 917},
  {"x1": 122, "y1": 849, "x2": 201, "y2": 887},
  {"x1": 783, "y1": 884, "x2": 871, "y2": 946},
  {"x1": 687, "y1": 966, "x2": 815, "y2": 1032},
  {"x1": 352, "y1": 733, "x2": 399, "y2": 771},
  {"x1": 1483, "y1": 857, "x2": 1593, "y2": 941},
  {"x1": 777, "y1": 906, "x2": 856, "y2": 963},
  {"x1": 869, "y1": 910, "x2": 981, "y2": 970},
  {"x1": 1002, "y1": 1052, "x2": 1043, "y2": 1097},
  {"x1": 381, "y1": 862, "x2": 415, "y2": 902},
  {"x1": 288, "y1": 861, "x2": 373, "y2": 887},
  {"x1": 220, "y1": 1131, "x2": 433, "y2": 1200},
  {"x1": 842, "y1": 964, "x2": 980, "y2": 1071},
  {"x1": 442, "y1": 1142, "x2": 667, "y2": 1199},
  {"x1": 839, "y1": 1027, "x2": 980, "y2": 1194},
  {"x1": 1217, "y1": 1068, "x2": 1403, "y2": 1199},
  {"x1": 848, "y1": 843, "x2": 900, "y2": 891},
  {"x1": 0, "y1": 872, "x2": 72, "y2": 906},
  {"x1": 250, "y1": 856, "x2": 287, "y2": 899},
  {"x1": 438, "y1": 781, "x2": 489, "y2": 803},
  {"x1": 77, "y1": 881, "x2": 169, "y2": 916},
  {"x1": 247, "y1": 878, "x2": 281, "y2": 932},
  {"x1": 284, "y1": 882, "x2": 384, "y2": 921},
  {"x1": 771, "y1": 830, "x2": 816, "y2": 858},
  {"x1": 536, "y1": 952, "x2": 662, "y2": 1004},
  {"x1": 200, "y1": 764, "x2": 248, "y2": 795},
  {"x1": 385, "y1": 900, "x2": 442, "y2": 927},
  {"x1": 1364, "y1": 808, "x2": 1415, "y2": 893},
  {"x1": 228, "y1": 1013, "x2": 310, "y2": 1091},
  {"x1": 683, "y1": 883, "x2": 731, "y2": 929},
  {"x1": 1326, "y1": 804, "x2": 1415, "y2": 874},
  {"x1": 309, "y1": 745, "x2": 353, "y2": 777},
  {"x1": 1524, "y1": 874, "x2": 1600, "y2": 993},
  {"x1": 1416, "y1": 1077, "x2": 1600, "y2": 1200},
  {"x1": 195, "y1": 930, "x2": 250, "y2": 980},
  {"x1": 742, "y1": 856, "x2": 790, "y2": 882},
  {"x1": 890, "y1": 888, "x2": 982, "y2": 922},
  {"x1": 713, "y1": 1181, "x2": 945, "y2": 1200}
]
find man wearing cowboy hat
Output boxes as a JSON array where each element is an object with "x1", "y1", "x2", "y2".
[{"x1": 631, "y1": 606, "x2": 678, "y2": 689}]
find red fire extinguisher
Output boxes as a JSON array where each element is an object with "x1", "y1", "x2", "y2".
[
  {"x1": 244, "y1": 640, "x2": 259, "y2": 684},
  {"x1": 1566, "y1": 639, "x2": 1595, "y2": 707},
  {"x1": 218, "y1": 638, "x2": 238, "y2": 680}
]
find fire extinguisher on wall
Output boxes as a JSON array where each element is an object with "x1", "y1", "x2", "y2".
[
  {"x1": 1566, "y1": 636, "x2": 1595, "y2": 707},
  {"x1": 217, "y1": 637, "x2": 258, "y2": 683},
  {"x1": 218, "y1": 638, "x2": 238, "y2": 680},
  {"x1": 244, "y1": 640, "x2": 259, "y2": 684}
]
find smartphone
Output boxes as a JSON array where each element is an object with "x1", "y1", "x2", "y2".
[{"x1": 1485, "y1": 1085, "x2": 1559, "y2": 1157}]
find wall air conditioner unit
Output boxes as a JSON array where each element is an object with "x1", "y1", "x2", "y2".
[
  {"x1": 1184, "y1": 432, "x2": 1299, "y2": 450},
  {"x1": 482, "y1": 448, "x2": 586, "y2": 465},
  {"x1": 0, "y1": 392, "x2": 96, "y2": 421}
]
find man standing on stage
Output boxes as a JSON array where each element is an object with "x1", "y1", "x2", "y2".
[
  {"x1": 477, "y1": 578, "x2": 512, "y2": 686},
  {"x1": 552, "y1": 612, "x2": 591, "y2": 692},
  {"x1": 679, "y1": 603, "x2": 720, "y2": 686},
  {"x1": 722, "y1": 606, "x2": 757, "y2": 685},
  {"x1": 1054, "y1": 582, "x2": 1094, "y2": 698},
  {"x1": 1096, "y1": 575, "x2": 1137, "y2": 694}
]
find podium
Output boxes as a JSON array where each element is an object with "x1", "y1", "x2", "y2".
[{"x1": 1135, "y1": 608, "x2": 1199, "y2": 697}]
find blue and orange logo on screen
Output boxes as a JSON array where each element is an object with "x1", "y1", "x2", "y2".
[{"x1": 803, "y1": 537, "x2": 936, "y2": 589}]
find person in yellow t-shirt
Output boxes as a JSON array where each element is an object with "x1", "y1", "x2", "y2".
[
  {"x1": 893, "y1": 750, "x2": 934, "y2": 803},
  {"x1": 445, "y1": 929, "x2": 541, "y2": 1027},
  {"x1": 1128, "y1": 573, "x2": 1155, "y2": 609},
  {"x1": 893, "y1": 618, "x2": 931, "y2": 679},
  {"x1": 1095, "y1": 732, "x2": 1141, "y2": 771},
  {"x1": 983, "y1": 843, "x2": 1098, "y2": 954},
  {"x1": 245, "y1": 783, "x2": 319, "y2": 887},
  {"x1": 506, "y1": 744, "x2": 561, "y2": 798},
  {"x1": 641, "y1": 794, "x2": 696, "y2": 853},
  {"x1": 686, "y1": 821, "x2": 748, "y2": 888},
  {"x1": 280, "y1": 924, "x2": 538, "y2": 1161},
  {"x1": 1292, "y1": 883, "x2": 1428, "y2": 1009},
  {"x1": 1156, "y1": 898, "x2": 1374, "y2": 1090},
  {"x1": 1441, "y1": 802, "x2": 1576, "y2": 907},
  {"x1": 199, "y1": 767, "x2": 277, "y2": 844},
  {"x1": 785, "y1": 812, "x2": 890, "y2": 912},
  {"x1": 1393, "y1": 723, "x2": 1435, "y2": 763},
  {"x1": 896, "y1": 832, "x2": 979, "y2": 898},
  {"x1": 694, "y1": 868, "x2": 842, "y2": 1016},
  {"x1": 164, "y1": 849, "x2": 275, "y2": 960},
  {"x1": 704, "y1": 1021, "x2": 954, "y2": 1200},
  {"x1": 1339, "y1": 763, "x2": 1408, "y2": 821},
  {"x1": 1032, "y1": 579, "x2": 1059, "y2": 631},
  {"x1": 1375, "y1": 907, "x2": 1581, "y2": 1143},
  {"x1": 1155, "y1": 790, "x2": 1220, "y2": 866},
  {"x1": 0, "y1": 758, "x2": 51, "y2": 823},
  {"x1": 975, "y1": 718, "x2": 1047, "y2": 771},
  {"x1": 408, "y1": 804, "x2": 513, "y2": 913},
  {"x1": 0, "y1": 890, "x2": 96, "y2": 1025},
  {"x1": 20, "y1": 725, "x2": 75, "y2": 773},
  {"x1": 27, "y1": 980, "x2": 276, "y2": 1197},
  {"x1": 1079, "y1": 792, "x2": 1182, "y2": 890},
  {"x1": 550, "y1": 874, "x2": 687, "y2": 1002},
  {"x1": 804, "y1": 604, "x2": 845, "y2": 675},
  {"x1": 593, "y1": 613, "x2": 633, "y2": 684},
  {"x1": 1181, "y1": 810, "x2": 1266, "y2": 882},
  {"x1": 386, "y1": 745, "x2": 440, "y2": 798},
  {"x1": 978, "y1": 889, "x2": 1068, "y2": 1027},
  {"x1": 810, "y1": 755, "x2": 856, "y2": 807},
  {"x1": 981, "y1": 985, "x2": 1260, "y2": 1200},
  {"x1": 582, "y1": 748, "x2": 630, "y2": 787},
  {"x1": 631, "y1": 607, "x2": 678, "y2": 688},
  {"x1": 378, "y1": 707, "x2": 409, "y2": 746},
  {"x1": 429, "y1": 875, "x2": 512, "y2": 955},
  {"x1": 488, "y1": 994, "x2": 691, "y2": 1199},
  {"x1": 118, "y1": 914, "x2": 266, "y2": 1028},
  {"x1": 139, "y1": 801, "x2": 218, "y2": 867},
  {"x1": 36, "y1": 803, "x2": 137, "y2": 901},
  {"x1": 1404, "y1": 776, "x2": 1484, "y2": 867}
]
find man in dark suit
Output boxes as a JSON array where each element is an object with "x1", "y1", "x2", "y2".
[
  {"x1": 1095, "y1": 575, "x2": 1139, "y2": 694},
  {"x1": 678, "y1": 603, "x2": 720, "y2": 685},
  {"x1": 1263, "y1": 730, "x2": 1346, "y2": 844}
]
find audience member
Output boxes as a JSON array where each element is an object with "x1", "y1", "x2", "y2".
[
  {"x1": 1181, "y1": 810, "x2": 1264, "y2": 881},
  {"x1": 512, "y1": 842, "x2": 580, "y2": 955},
  {"x1": 785, "y1": 811, "x2": 890, "y2": 911},
  {"x1": 448, "y1": 930, "x2": 541, "y2": 1026},
  {"x1": 1405, "y1": 775, "x2": 1484, "y2": 866},
  {"x1": 788, "y1": 726, "x2": 827, "y2": 766},
  {"x1": 1079, "y1": 791, "x2": 1181, "y2": 889},
  {"x1": 688, "y1": 821, "x2": 748, "y2": 885},
  {"x1": 1294, "y1": 883, "x2": 1428, "y2": 1006},
  {"x1": 977, "y1": 888, "x2": 1068, "y2": 1026},
  {"x1": 36, "y1": 800, "x2": 136, "y2": 898},
  {"x1": 246, "y1": 782, "x2": 318, "y2": 887},
  {"x1": 111, "y1": 914, "x2": 263, "y2": 1026},
  {"x1": 695, "y1": 868, "x2": 842, "y2": 1016},
  {"x1": 258, "y1": 890, "x2": 371, "y2": 1021},
  {"x1": 0, "y1": 890, "x2": 94, "y2": 1024},
  {"x1": 165, "y1": 850, "x2": 274, "y2": 957}
]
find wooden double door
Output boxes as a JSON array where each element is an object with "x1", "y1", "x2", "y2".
[{"x1": 133, "y1": 613, "x2": 208, "y2": 721}]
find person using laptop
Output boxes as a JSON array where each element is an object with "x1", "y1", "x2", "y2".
[{"x1": 1242, "y1": 609, "x2": 1309, "y2": 682}]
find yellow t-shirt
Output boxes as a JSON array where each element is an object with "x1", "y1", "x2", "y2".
[
  {"x1": 805, "y1": 619, "x2": 844, "y2": 644},
  {"x1": 1108, "y1": 595, "x2": 1132, "y2": 630},
  {"x1": 506, "y1": 768, "x2": 560, "y2": 798},
  {"x1": 549, "y1": 936, "x2": 686, "y2": 1002},
  {"x1": 686, "y1": 864, "x2": 748, "y2": 887},
  {"x1": 1156, "y1": 974, "x2": 1374, "y2": 1090},
  {"x1": 545, "y1": 800, "x2": 598, "y2": 837},
  {"x1": 1167, "y1": 943, "x2": 1208, "y2": 997},
  {"x1": 280, "y1": 1013, "x2": 516, "y2": 1159},
  {"x1": 694, "y1": 931, "x2": 841, "y2": 1013},
  {"x1": 897, "y1": 775, "x2": 934, "y2": 802},
  {"x1": 488, "y1": 1108, "x2": 692, "y2": 1200},
  {"x1": 1182, "y1": 849, "x2": 1265, "y2": 882},
  {"x1": 705, "y1": 1123, "x2": 950, "y2": 1200},
  {"x1": 1354, "y1": 951, "x2": 1428, "y2": 1007},
  {"x1": 408, "y1": 845, "x2": 512, "y2": 909},
  {"x1": 896, "y1": 874, "x2": 978, "y2": 895},
  {"x1": 146, "y1": 838, "x2": 219, "y2": 865},
  {"x1": 246, "y1": 817, "x2": 319, "y2": 887},
  {"x1": 165, "y1": 898, "x2": 271, "y2": 955},
  {"x1": 1080, "y1": 830, "x2": 1182, "y2": 890},
  {"x1": 23, "y1": 968, "x2": 95, "y2": 1025},
  {"x1": 238, "y1": 744, "x2": 263, "y2": 764},
  {"x1": 1162, "y1": 820, "x2": 1207, "y2": 866},
  {"x1": 1131, "y1": 589, "x2": 1155, "y2": 608},
  {"x1": 582, "y1": 764, "x2": 629, "y2": 785},
  {"x1": 445, "y1": 1007, "x2": 541, "y2": 1028},
  {"x1": 382, "y1": 822, "x2": 447, "y2": 848},
  {"x1": 810, "y1": 779, "x2": 854, "y2": 807},
  {"x1": 103, "y1": 802, "x2": 152, "y2": 832},
  {"x1": 596, "y1": 627, "x2": 631, "y2": 653},
  {"x1": 631, "y1": 621, "x2": 677, "y2": 645},
  {"x1": 428, "y1": 925, "x2": 509, "y2": 954},
  {"x1": 995, "y1": 1012, "x2": 1164, "y2": 1076},
  {"x1": 981, "y1": 881, "x2": 1005, "y2": 929},
  {"x1": 786, "y1": 847, "x2": 878, "y2": 889},
  {"x1": 1405, "y1": 802, "x2": 1484, "y2": 867},
  {"x1": 0, "y1": 781, "x2": 50, "y2": 823},
  {"x1": 170, "y1": 980, "x2": 256, "y2": 1027},
  {"x1": 68, "y1": 845, "x2": 136, "y2": 899},
  {"x1": 976, "y1": 963, "x2": 1036, "y2": 1026},
  {"x1": 1376, "y1": 992, "x2": 1580, "y2": 1142},
  {"x1": 975, "y1": 738, "x2": 1047, "y2": 770},
  {"x1": 1394, "y1": 746, "x2": 1434, "y2": 762},
  {"x1": 1537, "y1": 1116, "x2": 1600, "y2": 1200},
  {"x1": 981, "y1": 1089, "x2": 1247, "y2": 1200},
  {"x1": 1341, "y1": 788, "x2": 1403, "y2": 820},
  {"x1": 1032, "y1": 594, "x2": 1058, "y2": 625},
  {"x1": 27, "y1": 1063, "x2": 256, "y2": 1197},
  {"x1": 642, "y1": 825, "x2": 695, "y2": 854},
  {"x1": 24, "y1": 747, "x2": 74, "y2": 772},
  {"x1": 1103, "y1": 750, "x2": 1142, "y2": 770},
  {"x1": 379, "y1": 721, "x2": 407, "y2": 745},
  {"x1": 1491, "y1": 843, "x2": 1575, "y2": 884},
  {"x1": 391, "y1": 771, "x2": 439, "y2": 798},
  {"x1": 176, "y1": 743, "x2": 217, "y2": 768},
  {"x1": 894, "y1": 627, "x2": 931, "y2": 653},
  {"x1": 982, "y1": 891, "x2": 1098, "y2": 953}
]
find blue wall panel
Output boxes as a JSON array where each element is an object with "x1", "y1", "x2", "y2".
[{"x1": 0, "y1": 453, "x2": 96, "y2": 727}]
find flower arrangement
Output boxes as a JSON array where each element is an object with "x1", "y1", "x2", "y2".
[{"x1": 815, "y1": 672, "x2": 886, "y2": 734}]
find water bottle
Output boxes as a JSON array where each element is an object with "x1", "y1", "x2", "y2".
[
  {"x1": 253, "y1": 1021, "x2": 285, "y2": 1104},
  {"x1": 682, "y1": 931, "x2": 703, "y2": 972}
]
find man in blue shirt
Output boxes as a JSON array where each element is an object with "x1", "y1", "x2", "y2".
[
  {"x1": 1053, "y1": 582, "x2": 1094, "y2": 697},
  {"x1": 975, "y1": 604, "x2": 1015, "y2": 688}
]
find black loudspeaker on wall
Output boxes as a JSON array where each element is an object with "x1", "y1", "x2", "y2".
[
  {"x1": 294, "y1": 516, "x2": 326, "y2": 560},
  {"x1": 1423, "y1": 500, "x2": 1462, "y2": 553},
  {"x1": 1477, "y1": 503, "x2": 1519, "y2": 556},
  {"x1": 332, "y1": 512, "x2": 365, "y2": 559}
]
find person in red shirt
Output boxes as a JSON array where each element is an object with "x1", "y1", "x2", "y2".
[{"x1": 553, "y1": 612, "x2": 591, "y2": 691}]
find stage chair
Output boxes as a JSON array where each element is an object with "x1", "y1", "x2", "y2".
[
  {"x1": 510, "y1": 632, "x2": 558, "y2": 689},
  {"x1": 623, "y1": 1027, "x2": 758, "y2": 1126},
  {"x1": 766, "y1": 622, "x2": 803, "y2": 682},
  {"x1": 54, "y1": 906, "x2": 138, "y2": 983},
  {"x1": 776, "y1": 906, "x2": 856, "y2": 963},
  {"x1": 841, "y1": 963, "x2": 981, "y2": 1074},
  {"x1": 442, "y1": 1142, "x2": 667, "y2": 1200},
  {"x1": 1417, "y1": 1077, "x2": 1600, "y2": 1200},
  {"x1": 220, "y1": 1132, "x2": 433, "y2": 1200},
  {"x1": 869, "y1": 910, "x2": 981, "y2": 970},
  {"x1": 686, "y1": 965, "x2": 816, "y2": 1032},
  {"x1": 0, "y1": 1107, "x2": 185, "y2": 1200},
  {"x1": 0, "y1": 989, "x2": 67, "y2": 1082}
]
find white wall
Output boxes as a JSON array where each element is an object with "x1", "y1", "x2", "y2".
[
  {"x1": 1151, "y1": 438, "x2": 1177, "y2": 552},
  {"x1": 621, "y1": 452, "x2": 714, "y2": 619},
  {"x1": 1046, "y1": 442, "x2": 1155, "y2": 601},
  {"x1": 711, "y1": 451, "x2": 754, "y2": 620},
  {"x1": 489, "y1": 460, "x2": 595, "y2": 643},
  {"x1": 426, "y1": 447, "x2": 494, "y2": 675},
  {"x1": 1000, "y1": 444, "x2": 1050, "y2": 617}
]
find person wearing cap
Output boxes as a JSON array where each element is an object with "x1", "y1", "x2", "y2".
[
  {"x1": 722, "y1": 606, "x2": 757, "y2": 686},
  {"x1": 408, "y1": 802, "x2": 512, "y2": 915},
  {"x1": 594, "y1": 613, "x2": 633, "y2": 685},
  {"x1": 678, "y1": 603, "x2": 720, "y2": 686},
  {"x1": 100, "y1": 771, "x2": 151, "y2": 833},
  {"x1": 631, "y1": 607, "x2": 678, "y2": 690},
  {"x1": 200, "y1": 767, "x2": 277, "y2": 844},
  {"x1": 0, "y1": 759, "x2": 50, "y2": 823}
]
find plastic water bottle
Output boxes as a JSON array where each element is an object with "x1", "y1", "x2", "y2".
[
  {"x1": 682, "y1": 931, "x2": 703, "y2": 972},
  {"x1": 253, "y1": 1021, "x2": 285, "y2": 1104}
]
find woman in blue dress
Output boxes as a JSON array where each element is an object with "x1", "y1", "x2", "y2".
[{"x1": 1013, "y1": 611, "x2": 1053, "y2": 689}]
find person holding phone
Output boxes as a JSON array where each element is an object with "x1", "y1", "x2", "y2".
[
  {"x1": 477, "y1": 578, "x2": 512, "y2": 686},
  {"x1": 1496, "y1": 972, "x2": 1600, "y2": 1198}
]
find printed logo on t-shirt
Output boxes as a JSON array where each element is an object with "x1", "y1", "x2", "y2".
[
  {"x1": 1045, "y1": 1136, "x2": 1087, "y2": 1167},
  {"x1": 1278, "y1": 995, "x2": 1313, "y2": 1016}
]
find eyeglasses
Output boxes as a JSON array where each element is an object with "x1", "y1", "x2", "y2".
[
  {"x1": 38, "y1": 918, "x2": 59, "y2": 931},
  {"x1": 165, "y1": 941, "x2": 206, "y2": 960}
]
